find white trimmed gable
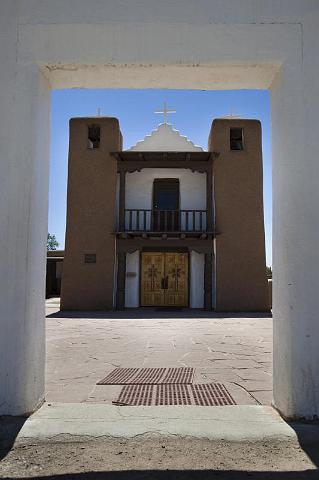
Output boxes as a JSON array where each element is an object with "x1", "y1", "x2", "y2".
[{"x1": 128, "y1": 123, "x2": 203, "y2": 152}]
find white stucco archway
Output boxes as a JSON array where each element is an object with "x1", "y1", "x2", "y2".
[{"x1": 1, "y1": 1, "x2": 319, "y2": 419}]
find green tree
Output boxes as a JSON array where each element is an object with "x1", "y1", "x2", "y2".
[
  {"x1": 266, "y1": 266, "x2": 272, "y2": 277},
  {"x1": 47, "y1": 233, "x2": 59, "y2": 251}
]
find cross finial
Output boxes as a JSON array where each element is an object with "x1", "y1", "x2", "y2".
[
  {"x1": 222, "y1": 109, "x2": 243, "y2": 119},
  {"x1": 154, "y1": 102, "x2": 176, "y2": 123},
  {"x1": 97, "y1": 107, "x2": 102, "y2": 117}
]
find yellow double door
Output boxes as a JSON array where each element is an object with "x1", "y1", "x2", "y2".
[{"x1": 141, "y1": 252, "x2": 188, "y2": 307}]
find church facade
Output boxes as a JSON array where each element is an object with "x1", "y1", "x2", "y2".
[{"x1": 61, "y1": 116, "x2": 269, "y2": 311}]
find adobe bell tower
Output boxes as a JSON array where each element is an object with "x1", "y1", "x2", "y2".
[
  {"x1": 61, "y1": 117, "x2": 122, "y2": 310},
  {"x1": 209, "y1": 119, "x2": 269, "y2": 311}
]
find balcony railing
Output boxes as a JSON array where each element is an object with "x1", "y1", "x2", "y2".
[{"x1": 124, "y1": 209, "x2": 208, "y2": 232}]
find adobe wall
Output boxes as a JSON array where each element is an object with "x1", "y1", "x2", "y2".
[
  {"x1": 61, "y1": 117, "x2": 122, "y2": 310},
  {"x1": 209, "y1": 119, "x2": 269, "y2": 311}
]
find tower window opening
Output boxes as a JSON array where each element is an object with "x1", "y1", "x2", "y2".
[
  {"x1": 88, "y1": 125, "x2": 100, "y2": 149},
  {"x1": 230, "y1": 128, "x2": 244, "y2": 151}
]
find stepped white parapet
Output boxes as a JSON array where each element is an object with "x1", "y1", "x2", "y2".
[{"x1": 128, "y1": 123, "x2": 203, "y2": 152}]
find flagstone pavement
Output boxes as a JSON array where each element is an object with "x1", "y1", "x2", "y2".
[{"x1": 45, "y1": 298, "x2": 273, "y2": 406}]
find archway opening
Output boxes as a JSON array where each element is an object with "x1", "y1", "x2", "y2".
[{"x1": 46, "y1": 86, "x2": 272, "y2": 407}]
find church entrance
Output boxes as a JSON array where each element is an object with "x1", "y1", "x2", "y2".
[{"x1": 140, "y1": 252, "x2": 188, "y2": 307}]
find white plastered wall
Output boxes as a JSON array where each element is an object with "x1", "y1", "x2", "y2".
[
  {"x1": 126, "y1": 169, "x2": 206, "y2": 211},
  {"x1": 1, "y1": 1, "x2": 319, "y2": 419},
  {"x1": 125, "y1": 252, "x2": 140, "y2": 308},
  {"x1": 125, "y1": 169, "x2": 206, "y2": 230},
  {"x1": 190, "y1": 252, "x2": 205, "y2": 308}
]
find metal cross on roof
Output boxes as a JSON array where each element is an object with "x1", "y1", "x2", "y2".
[
  {"x1": 222, "y1": 109, "x2": 244, "y2": 119},
  {"x1": 154, "y1": 102, "x2": 176, "y2": 123}
]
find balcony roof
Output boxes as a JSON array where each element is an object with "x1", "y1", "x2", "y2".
[
  {"x1": 112, "y1": 151, "x2": 212, "y2": 161},
  {"x1": 111, "y1": 151, "x2": 215, "y2": 172}
]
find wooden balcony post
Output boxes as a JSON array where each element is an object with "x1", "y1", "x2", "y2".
[
  {"x1": 119, "y1": 170, "x2": 126, "y2": 231},
  {"x1": 204, "y1": 252, "x2": 213, "y2": 310},
  {"x1": 206, "y1": 169, "x2": 213, "y2": 231},
  {"x1": 116, "y1": 252, "x2": 126, "y2": 309}
]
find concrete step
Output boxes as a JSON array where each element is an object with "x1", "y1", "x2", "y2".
[{"x1": 18, "y1": 403, "x2": 296, "y2": 442}]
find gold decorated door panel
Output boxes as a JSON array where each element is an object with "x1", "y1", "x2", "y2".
[
  {"x1": 164, "y1": 253, "x2": 188, "y2": 306},
  {"x1": 141, "y1": 252, "x2": 165, "y2": 306},
  {"x1": 141, "y1": 252, "x2": 188, "y2": 307}
]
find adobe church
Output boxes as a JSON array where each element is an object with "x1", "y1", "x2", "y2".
[{"x1": 61, "y1": 113, "x2": 269, "y2": 311}]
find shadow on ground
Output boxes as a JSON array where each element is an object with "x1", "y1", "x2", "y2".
[
  {"x1": 292, "y1": 421, "x2": 319, "y2": 471},
  {"x1": 0, "y1": 470, "x2": 318, "y2": 479},
  {"x1": 0, "y1": 416, "x2": 26, "y2": 461},
  {"x1": 46, "y1": 309, "x2": 272, "y2": 320}
]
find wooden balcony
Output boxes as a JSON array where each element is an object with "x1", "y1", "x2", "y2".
[
  {"x1": 115, "y1": 154, "x2": 215, "y2": 240},
  {"x1": 117, "y1": 209, "x2": 213, "y2": 237}
]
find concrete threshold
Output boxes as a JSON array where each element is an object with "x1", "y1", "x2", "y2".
[{"x1": 17, "y1": 403, "x2": 297, "y2": 443}]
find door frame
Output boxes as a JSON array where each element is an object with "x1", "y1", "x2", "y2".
[
  {"x1": 152, "y1": 178, "x2": 180, "y2": 210},
  {"x1": 139, "y1": 248, "x2": 190, "y2": 308},
  {"x1": 152, "y1": 178, "x2": 181, "y2": 232}
]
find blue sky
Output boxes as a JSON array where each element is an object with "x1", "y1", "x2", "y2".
[{"x1": 49, "y1": 89, "x2": 272, "y2": 265}]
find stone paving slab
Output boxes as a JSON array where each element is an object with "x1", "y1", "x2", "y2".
[{"x1": 45, "y1": 299, "x2": 273, "y2": 406}]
